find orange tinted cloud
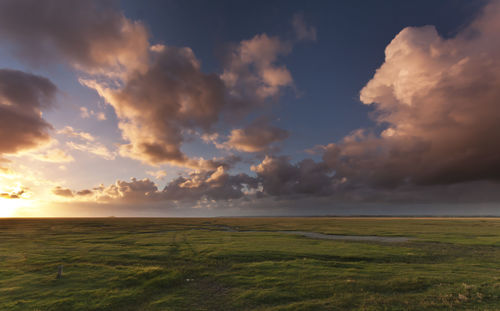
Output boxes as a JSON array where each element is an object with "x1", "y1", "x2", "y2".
[
  {"x1": 52, "y1": 186, "x2": 74, "y2": 198},
  {"x1": 58, "y1": 126, "x2": 95, "y2": 142},
  {"x1": 224, "y1": 118, "x2": 289, "y2": 152},
  {"x1": 53, "y1": 167, "x2": 259, "y2": 203},
  {"x1": 0, "y1": 0, "x2": 149, "y2": 76},
  {"x1": 0, "y1": 1, "x2": 308, "y2": 169},
  {"x1": 221, "y1": 33, "x2": 293, "y2": 101},
  {"x1": 324, "y1": 1, "x2": 500, "y2": 187},
  {"x1": 83, "y1": 47, "x2": 227, "y2": 166},
  {"x1": 0, "y1": 69, "x2": 57, "y2": 156},
  {"x1": 0, "y1": 189, "x2": 25, "y2": 199}
]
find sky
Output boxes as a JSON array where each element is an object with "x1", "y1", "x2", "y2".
[{"x1": 0, "y1": 0, "x2": 499, "y2": 217}]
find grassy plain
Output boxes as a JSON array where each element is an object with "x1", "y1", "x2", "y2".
[{"x1": 0, "y1": 217, "x2": 499, "y2": 310}]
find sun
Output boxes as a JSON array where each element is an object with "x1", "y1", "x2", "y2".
[
  {"x1": 0, "y1": 197, "x2": 31, "y2": 217},
  {"x1": 0, "y1": 182, "x2": 33, "y2": 217}
]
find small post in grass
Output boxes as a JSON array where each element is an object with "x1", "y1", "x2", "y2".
[{"x1": 56, "y1": 265, "x2": 63, "y2": 279}]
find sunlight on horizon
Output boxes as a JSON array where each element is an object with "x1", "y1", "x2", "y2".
[
  {"x1": 0, "y1": 182, "x2": 36, "y2": 217},
  {"x1": 0, "y1": 197, "x2": 34, "y2": 217}
]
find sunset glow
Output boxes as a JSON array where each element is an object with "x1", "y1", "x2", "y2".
[
  {"x1": 0, "y1": 0, "x2": 499, "y2": 216},
  {"x1": 0, "y1": 182, "x2": 31, "y2": 216},
  {"x1": 0, "y1": 198, "x2": 31, "y2": 217},
  {"x1": 2, "y1": 2, "x2": 500, "y2": 310}
]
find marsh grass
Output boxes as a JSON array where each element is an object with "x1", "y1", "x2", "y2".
[{"x1": 0, "y1": 218, "x2": 499, "y2": 310}]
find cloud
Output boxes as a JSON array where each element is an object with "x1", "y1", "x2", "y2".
[
  {"x1": 96, "y1": 112, "x2": 107, "y2": 121},
  {"x1": 54, "y1": 178, "x2": 161, "y2": 203},
  {"x1": 58, "y1": 126, "x2": 115, "y2": 160},
  {"x1": 0, "y1": 189, "x2": 25, "y2": 199},
  {"x1": 56, "y1": 166, "x2": 259, "y2": 203},
  {"x1": 147, "y1": 170, "x2": 167, "y2": 180},
  {"x1": 223, "y1": 118, "x2": 289, "y2": 152},
  {"x1": 0, "y1": 0, "x2": 149, "y2": 76},
  {"x1": 80, "y1": 107, "x2": 106, "y2": 121},
  {"x1": 0, "y1": 165, "x2": 13, "y2": 175},
  {"x1": 0, "y1": 69, "x2": 57, "y2": 155},
  {"x1": 161, "y1": 166, "x2": 258, "y2": 201},
  {"x1": 66, "y1": 141, "x2": 116, "y2": 160},
  {"x1": 80, "y1": 107, "x2": 90, "y2": 118},
  {"x1": 58, "y1": 126, "x2": 95, "y2": 141},
  {"x1": 1, "y1": 0, "x2": 284, "y2": 170},
  {"x1": 321, "y1": 0, "x2": 500, "y2": 188},
  {"x1": 29, "y1": 148, "x2": 74, "y2": 163},
  {"x1": 52, "y1": 186, "x2": 94, "y2": 198},
  {"x1": 52, "y1": 186, "x2": 74, "y2": 198},
  {"x1": 62, "y1": 155, "x2": 336, "y2": 204},
  {"x1": 97, "y1": 178, "x2": 160, "y2": 202},
  {"x1": 0, "y1": 0, "x2": 227, "y2": 169},
  {"x1": 252, "y1": 156, "x2": 336, "y2": 197},
  {"x1": 16, "y1": 2, "x2": 312, "y2": 169},
  {"x1": 221, "y1": 34, "x2": 293, "y2": 102},
  {"x1": 76, "y1": 189, "x2": 93, "y2": 196},
  {"x1": 81, "y1": 46, "x2": 229, "y2": 167},
  {"x1": 292, "y1": 13, "x2": 317, "y2": 42}
]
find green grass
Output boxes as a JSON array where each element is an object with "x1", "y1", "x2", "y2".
[{"x1": 0, "y1": 217, "x2": 499, "y2": 310}]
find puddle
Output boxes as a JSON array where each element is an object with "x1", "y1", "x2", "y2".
[
  {"x1": 218, "y1": 226, "x2": 411, "y2": 243},
  {"x1": 278, "y1": 231, "x2": 411, "y2": 243}
]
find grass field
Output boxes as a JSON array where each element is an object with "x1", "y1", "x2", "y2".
[{"x1": 0, "y1": 217, "x2": 499, "y2": 310}]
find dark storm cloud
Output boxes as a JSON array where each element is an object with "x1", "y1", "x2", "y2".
[{"x1": 0, "y1": 69, "x2": 57, "y2": 155}]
